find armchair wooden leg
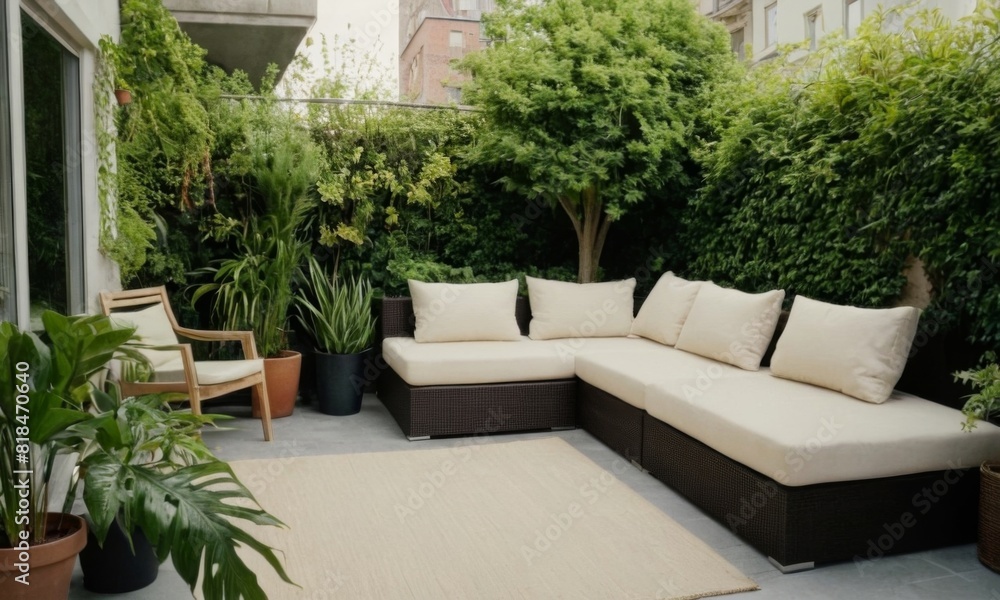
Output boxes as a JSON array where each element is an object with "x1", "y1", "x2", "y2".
[
  {"x1": 254, "y1": 381, "x2": 274, "y2": 442},
  {"x1": 189, "y1": 388, "x2": 202, "y2": 415}
]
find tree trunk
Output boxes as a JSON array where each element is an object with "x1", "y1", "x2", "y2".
[{"x1": 558, "y1": 186, "x2": 612, "y2": 283}]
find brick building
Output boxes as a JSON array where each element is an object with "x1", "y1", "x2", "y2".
[{"x1": 398, "y1": 0, "x2": 496, "y2": 104}]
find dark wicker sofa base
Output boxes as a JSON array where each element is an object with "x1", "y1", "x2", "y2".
[
  {"x1": 577, "y1": 381, "x2": 644, "y2": 464},
  {"x1": 641, "y1": 413, "x2": 978, "y2": 569},
  {"x1": 378, "y1": 366, "x2": 576, "y2": 439}
]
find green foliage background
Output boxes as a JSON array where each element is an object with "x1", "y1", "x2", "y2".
[{"x1": 102, "y1": 0, "x2": 1000, "y2": 359}]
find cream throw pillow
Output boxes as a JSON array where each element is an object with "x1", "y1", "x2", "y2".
[
  {"x1": 770, "y1": 296, "x2": 921, "y2": 404},
  {"x1": 526, "y1": 276, "x2": 636, "y2": 340},
  {"x1": 113, "y1": 303, "x2": 181, "y2": 368},
  {"x1": 630, "y1": 272, "x2": 702, "y2": 346},
  {"x1": 408, "y1": 279, "x2": 521, "y2": 343},
  {"x1": 675, "y1": 282, "x2": 785, "y2": 371}
]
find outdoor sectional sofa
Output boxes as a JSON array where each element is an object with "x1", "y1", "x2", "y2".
[{"x1": 376, "y1": 275, "x2": 1000, "y2": 572}]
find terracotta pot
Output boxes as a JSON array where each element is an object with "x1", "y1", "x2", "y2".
[
  {"x1": 114, "y1": 89, "x2": 132, "y2": 106},
  {"x1": 253, "y1": 350, "x2": 301, "y2": 419},
  {"x1": 0, "y1": 513, "x2": 87, "y2": 600}
]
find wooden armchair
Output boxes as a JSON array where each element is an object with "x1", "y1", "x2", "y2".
[{"x1": 99, "y1": 286, "x2": 273, "y2": 441}]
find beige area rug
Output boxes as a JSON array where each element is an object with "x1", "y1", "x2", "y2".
[{"x1": 229, "y1": 437, "x2": 758, "y2": 600}]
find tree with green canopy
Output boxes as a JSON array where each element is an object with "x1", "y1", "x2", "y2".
[{"x1": 460, "y1": 0, "x2": 738, "y2": 282}]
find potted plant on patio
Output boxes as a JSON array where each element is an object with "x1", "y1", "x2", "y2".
[
  {"x1": 0, "y1": 313, "x2": 131, "y2": 599},
  {"x1": 194, "y1": 121, "x2": 320, "y2": 418},
  {"x1": 71, "y1": 392, "x2": 286, "y2": 596},
  {"x1": 956, "y1": 352, "x2": 1000, "y2": 573},
  {"x1": 296, "y1": 256, "x2": 376, "y2": 415},
  {"x1": 0, "y1": 311, "x2": 294, "y2": 599}
]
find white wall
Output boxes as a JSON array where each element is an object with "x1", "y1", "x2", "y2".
[{"x1": 748, "y1": 0, "x2": 979, "y2": 61}]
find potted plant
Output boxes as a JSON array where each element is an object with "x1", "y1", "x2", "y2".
[
  {"x1": 194, "y1": 120, "x2": 320, "y2": 418},
  {"x1": 0, "y1": 312, "x2": 142, "y2": 598},
  {"x1": 956, "y1": 351, "x2": 1000, "y2": 573},
  {"x1": 296, "y1": 256, "x2": 376, "y2": 415},
  {"x1": 0, "y1": 312, "x2": 294, "y2": 599}
]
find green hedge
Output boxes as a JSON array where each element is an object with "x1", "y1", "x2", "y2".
[{"x1": 687, "y1": 5, "x2": 1000, "y2": 346}]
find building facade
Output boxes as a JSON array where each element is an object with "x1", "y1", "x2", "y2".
[
  {"x1": 398, "y1": 0, "x2": 496, "y2": 104},
  {"x1": 699, "y1": 0, "x2": 978, "y2": 62}
]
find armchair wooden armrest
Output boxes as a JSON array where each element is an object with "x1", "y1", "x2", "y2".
[{"x1": 173, "y1": 326, "x2": 260, "y2": 360}]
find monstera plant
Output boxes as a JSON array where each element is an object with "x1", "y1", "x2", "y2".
[{"x1": 0, "y1": 311, "x2": 294, "y2": 599}]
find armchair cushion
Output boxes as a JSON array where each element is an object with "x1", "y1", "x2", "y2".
[
  {"x1": 113, "y1": 304, "x2": 182, "y2": 369},
  {"x1": 154, "y1": 358, "x2": 265, "y2": 386}
]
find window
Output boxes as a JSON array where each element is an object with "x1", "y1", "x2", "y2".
[
  {"x1": 846, "y1": 0, "x2": 862, "y2": 38},
  {"x1": 449, "y1": 30, "x2": 464, "y2": 48},
  {"x1": 445, "y1": 86, "x2": 462, "y2": 104},
  {"x1": 458, "y1": 0, "x2": 477, "y2": 11},
  {"x1": 21, "y1": 11, "x2": 85, "y2": 324},
  {"x1": 805, "y1": 9, "x2": 822, "y2": 51},
  {"x1": 0, "y1": 8, "x2": 14, "y2": 322},
  {"x1": 765, "y1": 3, "x2": 778, "y2": 47},
  {"x1": 730, "y1": 28, "x2": 745, "y2": 61}
]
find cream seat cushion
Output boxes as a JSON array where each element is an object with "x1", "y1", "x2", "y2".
[
  {"x1": 575, "y1": 343, "x2": 749, "y2": 410},
  {"x1": 153, "y1": 358, "x2": 264, "y2": 385},
  {"x1": 630, "y1": 272, "x2": 702, "y2": 346},
  {"x1": 770, "y1": 296, "x2": 921, "y2": 404},
  {"x1": 408, "y1": 279, "x2": 521, "y2": 343},
  {"x1": 382, "y1": 336, "x2": 578, "y2": 386},
  {"x1": 526, "y1": 276, "x2": 636, "y2": 340},
  {"x1": 644, "y1": 372, "x2": 1000, "y2": 486},
  {"x1": 112, "y1": 303, "x2": 183, "y2": 369},
  {"x1": 675, "y1": 283, "x2": 784, "y2": 371}
]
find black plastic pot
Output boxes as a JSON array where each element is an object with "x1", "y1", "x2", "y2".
[
  {"x1": 315, "y1": 350, "x2": 370, "y2": 415},
  {"x1": 79, "y1": 517, "x2": 159, "y2": 593}
]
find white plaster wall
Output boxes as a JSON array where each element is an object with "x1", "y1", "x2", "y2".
[{"x1": 750, "y1": 0, "x2": 979, "y2": 61}]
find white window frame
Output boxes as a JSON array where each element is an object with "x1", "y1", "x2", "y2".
[
  {"x1": 845, "y1": 0, "x2": 863, "y2": 39},
  {"x1": 805, "y1": 7, "x2": 822, "y2": 51},
  {"x1": 765, "y1": 2, "x2": 778, "y2": 48}
]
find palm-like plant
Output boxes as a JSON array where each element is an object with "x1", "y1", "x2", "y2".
[
  {"x1": 194, "y1": 121, "x2": 319, "y2": 358},
  {"x1": 296, "y1": 256, "x2": 376, "y2": 355}
]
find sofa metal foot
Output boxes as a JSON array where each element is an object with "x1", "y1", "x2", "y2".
[
  {"x1": 550, "y1": 425, "x2": 576, "y2": 431},
  {"x1": 630, "y1": 459, "x2": 647, "y2": 473},
  {"x1": 768, "y1": 557, "x2": 814, "y2": 574},
  {"x1": 407, "y1": 435, "x2": 431, "y2": 441}
]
